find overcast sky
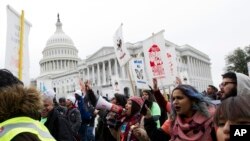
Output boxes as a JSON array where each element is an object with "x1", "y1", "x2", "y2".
[{"x1": 1, "y1": 0, "x2": 250, "y2": 88}]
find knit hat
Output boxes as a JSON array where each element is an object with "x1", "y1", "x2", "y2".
[
  {"x1": 129, "y1": 96, "x2": 143, "y2": 107},
  {"x1": 75, "y1": 90, "x2": 82, "y2": 96},
  {"x1": 66, "y1": 95, "x2": 76, "y2": 103}
]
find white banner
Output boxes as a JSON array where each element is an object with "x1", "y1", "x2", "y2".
[
  {"x1": 163, "y1": 46, "x2": 178, "y2": 85},
  {"x1": 143, "y1": 30, "x2": 173, "y2": 86},
  {"x1": 5, "y1": 5, "x2": 32, "y2": 86},
  {"x1": 113, "y1": 24, "x2": 131, "y2": 67},
  {"x1": 131, "y1": 58, "x2": 149, "y2": 89}
]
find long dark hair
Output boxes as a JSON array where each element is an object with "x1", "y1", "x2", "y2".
[
  {"x1": 114, "y1": 93, "x2": 127, "y2": 108},
  {"x1": 142, "y1": 90, "x2": 156, "y2": 108},
  {"x1": 130, "y1": 100, "x2": 141, "y2": 117}
]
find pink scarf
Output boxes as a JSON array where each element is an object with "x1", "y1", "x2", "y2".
[{"x1": 170, "y1": 107, "x2": 215, "y2": 141}]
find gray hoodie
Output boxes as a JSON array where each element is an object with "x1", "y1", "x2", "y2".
[{"x1": 236, "y1": 72, "x2": 250, "y2": 95}]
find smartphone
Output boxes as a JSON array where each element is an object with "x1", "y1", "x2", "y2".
[{"x1": 140, "y1": 99, "x2": 150, "y2": 115}]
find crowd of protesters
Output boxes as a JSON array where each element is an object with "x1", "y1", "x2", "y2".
[{"x1": 1, "y1": 68, "x2": 250, "y2": 141}]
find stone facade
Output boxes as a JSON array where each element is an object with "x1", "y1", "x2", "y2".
[{"x1": 37, "y1": 16, "x2": 213, "y2": 100}]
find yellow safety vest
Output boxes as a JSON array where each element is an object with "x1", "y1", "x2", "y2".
[{"x1": 0, "y1": 117, "x2": 55, "y2": 141}]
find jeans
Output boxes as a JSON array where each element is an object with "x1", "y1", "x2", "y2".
[{"x1": 79, "y1": 124, "x2": 95, "y2": 141}]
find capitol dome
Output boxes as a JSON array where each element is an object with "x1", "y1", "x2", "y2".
[
  {"x1": 39, "y1": 14, "x2": 79, "y2": 76},
  {"x1": 46, "y1": 20, "x2": 74, "y2": 47}
]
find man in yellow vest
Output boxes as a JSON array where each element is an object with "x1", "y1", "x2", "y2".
[{"x1": 0, "y1": 69, "x2": 55, "y2": 141}]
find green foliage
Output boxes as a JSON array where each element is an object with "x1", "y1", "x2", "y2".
[{"x1": 225, "y1": 45, "x2": 250, "y2": 75}]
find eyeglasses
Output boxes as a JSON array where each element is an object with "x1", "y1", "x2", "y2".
[{"x1": 219, "y1": 82, "x2": 236, "y2": 87}]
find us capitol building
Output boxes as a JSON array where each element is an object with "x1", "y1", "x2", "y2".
[{"x1": 36, "y1": 15, "x2": 213, "y2": 99}]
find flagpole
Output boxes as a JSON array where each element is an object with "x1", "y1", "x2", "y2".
[
  {"x1": 18, "y1": 10, "x2": 24, "y2": 80},
  {"x1": 125, "y1": 59, "x2": 136, "y2": 96}
]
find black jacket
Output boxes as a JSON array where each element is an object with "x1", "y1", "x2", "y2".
[
  {"x1": 45, "y1": 108, "x2": 75, "y2": 141},
  {"x1": 144, "y1": 117, "x2": 170, "y2": 141},
  {"x1": 95, "y1": 109, "x2": 116, "y2": 141}
]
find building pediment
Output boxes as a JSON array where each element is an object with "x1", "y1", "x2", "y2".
[{"x1": 87, "y1": 47, "x2": 114, "y2": 61}]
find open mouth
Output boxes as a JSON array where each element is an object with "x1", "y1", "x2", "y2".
[{"x1": 175, "y1": 106, "x2": 181, "y2": 111}]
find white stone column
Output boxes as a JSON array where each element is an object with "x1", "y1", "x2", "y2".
[
  {"x1": 122, "y1": 66, "x2": 126, "y2": 79},
  {"x1": 50, "y1": 62, "x2": 52, "y2": 71},
  {"x1": 48, "y1": 61, "x2": 52, "y2": 71},
  {"x1": 60, "y1": 61, "x2": 62, "y2": 69},
  {"x1": 204, "y1": 63, "x2": 207, "y2": 78},
  {"x1": 54, "y1": 61, "x2": 56, "y2": 70},
  {"x1": 103, "y1": 61, "x2": 106, "y2": 85},
  {"x1": 50, "y1": 61, "x2": 52, "y2": 71},
  {"x1": 187, "y1": 56, "x2": 191, "y2": 76},
  {"x1": 41, "y1": 63, "x2": 43, "y2": 72},
  {"x1": 49, "y1": 61, "x2": 50, "y2": 71},
  {"x1": 115, "y1": 59, "x2": 118, "y2": 76},
  {"x1": 58, "y1": 60, "x2": 60, "y2": 69},
  {"x1": 51, "y1": 61, "x2": 52, "y2": 70},
  {"x1": 197, "y1": 59, "x2": 200, "y2": 77},
  {"x1": 200, "y1": 61, "x2": 203, "y2": 77},
  {"x1": 97, "y1": 63, "x2": 100, "y2": 86},
  {"x1": 108, "y1": 59, "x2": 112, "y2": 77},
  {"x1": 199, "y1": 61, "x2": 202, "y2": 78},
  {"x1": 191, "y1": 57, "x2": 195, "y2": 77},
  {"x1": 197, "y1": 60, "x2": 200, "y2": 77},
  {"x1": 84, "y1": 68, "x2": 86, "y2": 81},
  {"x1": 54, "y1": 60, "x2": 57, "y2": 70},
  {"x1": 204, "y1": 63, "x2": 208, "y2": 78},
  {"x1": 61, "y1": 60, "x2": 63, "y2": 69},
  {"x1": 208, "y1": 64, "x2": 211, "y2": 78},
  {"x1": 87, "y1": 66, "x2": 90, "y2": 80},
  {"x1": 193, "y1": 58, "x2": 196, "y2": 77},
  {"x1": 92, "y1": 65, "x2": 95, "y2": 85}
]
